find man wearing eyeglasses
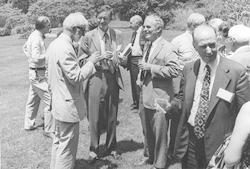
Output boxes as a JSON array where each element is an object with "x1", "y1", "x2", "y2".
[
  {"x1": 78, "y1": 10, "x2": 124, "y2": 163},
  {"x1": 47, "y1": 12, "x2": 102, "y2": 169}
]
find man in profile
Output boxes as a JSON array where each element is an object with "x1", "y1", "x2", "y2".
[
  {"x1": 23, "y1": 16, "x2": 54, "y2": 138},
  {"x1": 47, "y1": 12, "x2": 101, "y2": 169}
]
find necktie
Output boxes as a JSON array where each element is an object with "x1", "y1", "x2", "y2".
[
  {"x1": 103, "y1": 32, "x2": 115, "y2": 73},
  {"x1": 194, "y1": 65, "x2": 211, "y2": 139},
  {"x1": 131, "y1": 31, "x2": 137, "y2": 46},
  {"x1": 144, "y1": 42, "x2": 152, "y2": 63},
  {"x1": 140, "y1": 42, "x2": 152, "y2": 81}
]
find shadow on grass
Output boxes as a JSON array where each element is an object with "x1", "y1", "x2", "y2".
[
  {"x1": 75, "y1": 158, "x2": 119, "y2": 169},
  {"x1": 116, "y1": 139, "x2": 144, "y2": 154}
]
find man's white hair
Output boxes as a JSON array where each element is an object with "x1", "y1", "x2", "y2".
[
  {"x1": 228, "y1": 24, "x2": 250, "y2": 43},
  {"x1": 146, "y1": 14, "x2": 164, "y2": 30},
  {"x1": 187, "y1": 13, "x2": 206, "y2": 29},
  {"x1": 63, "y1": 12, "x2": 88, "y2": 31}
]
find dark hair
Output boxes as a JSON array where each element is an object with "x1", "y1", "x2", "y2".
[
  {"x1": 218, "y1": 21, "x2": 233, "y2": 38},
  {"x1": 35, "y1": 16, "x2": 50, "y2": 30}
]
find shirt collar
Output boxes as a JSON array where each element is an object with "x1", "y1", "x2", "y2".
[
  {"x1": 34, "y1": 29, "x2": 44, "y2": 39},
  {"x1": 60, "y1": 32, "x2": 73, "y2": 45},
  {"x1": 199, "y1": 54, "x2": 220, "y2": 74},
  {"x1": 151, "y1": 36, "x2": 161, "y2": 47},
  {"x1": 98, "y1": 27, "x2": 110, "y2": 40},
  {"x1": 136, "y1": 26, "x2": 142, "y2": 34}
]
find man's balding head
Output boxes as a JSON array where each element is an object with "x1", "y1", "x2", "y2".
[
  {"x1": 193, "y1": 24, "x2": 218, "y2": 63},
  {"x1": 129, "y1": 15, "x2": 143, "y2": 30}
]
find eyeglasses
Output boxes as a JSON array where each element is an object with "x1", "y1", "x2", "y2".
[{"x1": 76, "y1": 26, "x2": 86, "y2": 34}]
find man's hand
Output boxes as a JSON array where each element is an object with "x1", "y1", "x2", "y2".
[
  {"x1": 88, "y1": 51, "x2": 102, "y2": 65},
  {"x1": 136, "y1": 78, "x2": 142, "y2": 87},
  {"x1": 138, "y1": 62, "x2": 152, "y2": 71},
  {"x1": 102, "y1": 51, "x2": 113, "y2": 60}
]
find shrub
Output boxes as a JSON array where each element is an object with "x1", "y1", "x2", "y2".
[
  {"x1": 0, "y1": 27, "x2": 11, "y2": 36},
  {"x1": 12, "y1": 0, "x2": 30, "y2": 14},
  {"x1": 11, "y1": 24, "x2": 34, "y2": 35}
]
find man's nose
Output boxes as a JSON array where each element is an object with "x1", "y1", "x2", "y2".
[{"x1": 206, "y1": 46, "x2": 212, "y2": 53}]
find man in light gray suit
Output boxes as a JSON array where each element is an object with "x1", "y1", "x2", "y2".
[
  {"x1": 47, "y1": 12, "x2": 102, "y2": 169},
  {"x1": 135, "y1": 14, "x2": 180, "y2": 169}
]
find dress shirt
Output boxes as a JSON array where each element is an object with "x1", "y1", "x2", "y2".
[
  {"x1": 143, "y1": 36, "x2": 161, "y2": 63},
  {"x1": 131, "y1": 26, "x2": 143, "y2": 56},
  {"x1": 98, "y1": 27, "x2": 111, "y2": 55},
  {"x1": 171, "y1": 30, "x2": 199, "y2": 70},
  {"x1": 188, "y1": 55, "x2": 220, "y2": 126},
  {"x1": 23, "y1": 30, "x2": 46, "y2": 68}
]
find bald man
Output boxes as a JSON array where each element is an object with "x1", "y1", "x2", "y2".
[
  {"x1": 170, "y1": 24, "x2": 250, "y2": 169},
  {"x1": 168, "y1": 13, "x2": 206, "y2": 159}
]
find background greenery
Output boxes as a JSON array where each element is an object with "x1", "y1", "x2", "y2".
[{"x1": 0, "y1": 0, "x2": 250, "y2": 36}]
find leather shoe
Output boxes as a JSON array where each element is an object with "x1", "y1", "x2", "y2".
[
  {"x1": 134, "y1": 159, "x2": 152, "y2": 166},
  {"x1": 86, "y1": 155, "x2": 98, "y2": 164},
  {"x1": 24, "y1": 126, "x2": 38, "y2": 131}
]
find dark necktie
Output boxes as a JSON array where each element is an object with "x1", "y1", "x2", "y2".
[
  {"x1": 140, "y1": 42, "x2": 152, "y2": 81},
  {"x1": 131, "y1": 31, "x2": 137, "y2": 46},
  {"x1": 194, "y1": 65, "x2": 211, "y2": 139}
]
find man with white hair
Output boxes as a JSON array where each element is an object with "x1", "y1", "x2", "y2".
[
  {"x1": 134, "y1": 14, "x2": 180, "y2": 169},
  {"x1": 23, "y1": 16, "x2": 54, "y2": 138},
  {"x1": 47, "y1": 12, "x2": 101, "y2": 169},
  {"x1": 228, "y1": 24, "x2": 250, "y2": 69}
]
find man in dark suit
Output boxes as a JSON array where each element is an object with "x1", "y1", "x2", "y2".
[
  {"x1": 134, "y1": 14, "x2": 180, "y2": 169},
  {"x1": 78, "y1": 10, "x2": 124, "y2": 163},
  {"x1": 170, "y1": 24, "x2": 250, "y2": 169},
  {"x1": 128, "y1": 15, "x2": 146, "y2": 111}
]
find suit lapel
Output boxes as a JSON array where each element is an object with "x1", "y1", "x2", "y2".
[
  {"x1": 207, "y1": 58, "x2": 231, "y2": 116},
  {"x1": 185, "y1": 60, "x2": 200, "y2": 115},
  {"x1": 148, "y1": 37, "x2": 164, "y2": 63},
  {"x1": 91, "y1": 28, "x2": 101, "y2": 52}
]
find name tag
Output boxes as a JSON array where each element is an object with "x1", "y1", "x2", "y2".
[{"x1": 216, "y1": 88, "x2": 235, "y2": 103}]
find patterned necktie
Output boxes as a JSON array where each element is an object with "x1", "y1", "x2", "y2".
[
  {"x1": 194, "y1": 65, "x2": 211, "y2": 139},
  {"x1": 140, "y1": 42, "x2": 152, "y2": 81},
  {"x1": 103, "y1": 32, "x2": 115, "y2": 73}
]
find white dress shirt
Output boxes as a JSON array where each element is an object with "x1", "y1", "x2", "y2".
[
  {"x1": 131, "y1": 26, "x2": 143, "y2": 56},
  {"x1": 98, "y1": 27, "x2": 111, "y2": 55},
  {"x1": 23, "y1": 30, "x2": 46, "y2": 68},
  {"x1": 188, "y1": 55, "x2": 220, "y2": 126}
]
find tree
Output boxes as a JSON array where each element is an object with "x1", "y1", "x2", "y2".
[{"x1": 12, "y1": 0, "x2": 29, "y2": 14}]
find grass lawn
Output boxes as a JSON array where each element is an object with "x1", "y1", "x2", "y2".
[{"x1": 0, "y1": 20, "x2": 182, "y2": 169}]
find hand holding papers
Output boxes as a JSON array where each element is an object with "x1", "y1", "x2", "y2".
[{"x1": 118, "y1": 43, "x2": 132, "y2": 66}]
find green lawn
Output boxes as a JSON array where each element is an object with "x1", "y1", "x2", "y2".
[{"x1": 0, "y1": 21, "x2": 182, "y2": 169}]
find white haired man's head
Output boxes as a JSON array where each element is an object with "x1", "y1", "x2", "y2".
[
  {"x1": 63, "y1": 12, "x2": 88, "y2": 42},
  {"x1": 228, "y1": 24, "x2": 250, "y2": 52}
]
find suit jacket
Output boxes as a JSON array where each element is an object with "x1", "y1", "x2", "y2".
[
  {"x1": 172, "y1": 56, "x2": 250, "y2": 162},
  {"x1": 78, "y1": 27, "x2": 124, "y2": 90},
  {"x1": 141, "y1": 37, "x2": 180, "y2": 110},
  {"x1": 47, "y1": 33, "x2": 96, "y2": 123}
]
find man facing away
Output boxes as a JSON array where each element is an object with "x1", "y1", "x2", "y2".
[
  {"x1": 170, "y1": 24, "x2": 250, "y2": 169},
  {"x1": 78, "y1": 10, "x2": 124, "y2": 163},
  {"x1": 23, "y1": 16, "x2": 54, "y2": 138},
  {"x1": 134, "y1": 14, "x2": 180, "y2": 169},
  {"x1": 47, "y1": 12, "x2": 101, "y2": 169}
]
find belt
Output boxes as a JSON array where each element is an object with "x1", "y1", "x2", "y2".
[
  {"x1": 29, "y1": 67, "x2": 46, "y2": 70},
  {"x1": 95, "y1": 66, "x2": 112, "y2": 73}
]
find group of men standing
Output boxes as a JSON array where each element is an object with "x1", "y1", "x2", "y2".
[{"x1": 23, "y1": 9, "x2": 250, "y2": 169}]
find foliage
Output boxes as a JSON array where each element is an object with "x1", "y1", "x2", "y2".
[
  {"x1": 12, "y1": 0, "x2": 30, "y2": 14},
  {"x1": 27, "y1": 0, "x2": 94, "y2": 28}
]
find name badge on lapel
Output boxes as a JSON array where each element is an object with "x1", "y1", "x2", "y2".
[{"x1": 216, "y1": 88, "x2": 235, "y2": 103}]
